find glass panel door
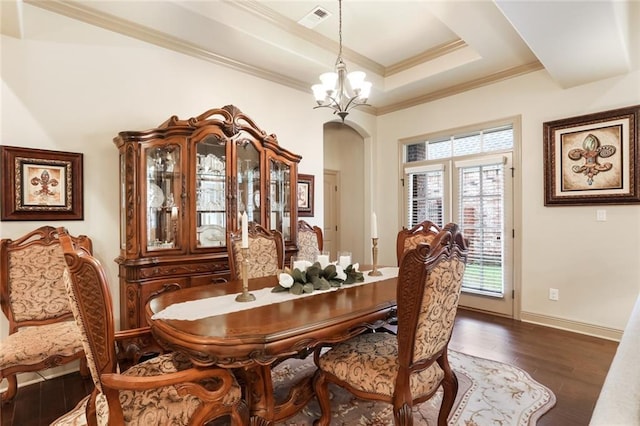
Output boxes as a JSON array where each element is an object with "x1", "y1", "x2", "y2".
[
  {"x1": 237, "y1": 140, "x2": 261, "y2": 226},
  {"x1": 195, "y1": 135, "x2": 227, "y2": 248},
  {"x1": 145, "y1": 144, "x2": 181, "y2": 251},
  {"x1": 270, "y1": 159, "x2": 291, "y2": 240}
]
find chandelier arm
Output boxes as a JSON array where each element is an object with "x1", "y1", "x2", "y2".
[
  {"x1": 347, "y1": 99, "x2": 371, "y2": 110},
  {"x1": 323, "y1": 93, "x2": 343, "y2": 110},
  {"x1": 343, "y1": 95, "x2": 365, "y2": 112}
]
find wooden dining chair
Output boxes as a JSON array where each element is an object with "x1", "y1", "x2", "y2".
[
  {"x1": 296, "y1": 220, "x2": 323, "y2": 262},
  {"x1": 313, "y1": 223, "x2": 468, "y2": 426},
  {"x1": 395, "y1": 220, "x2": 441, "y2": 266},
  {"x1": 53, "y1": 228, "x2": 248, "y2": 425},
  {"x1": 0, "y1": 226, "x2": 90, "y2": 403},
  {"x1": 227, "y1": 222, "x2": 284, "y2": 280}
]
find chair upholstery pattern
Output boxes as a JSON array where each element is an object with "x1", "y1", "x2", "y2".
[
  {"x1": 0, "y1": 226, "x2": 91, "y2": 402},
  {"x1": 297, "y1": 220, "x2": 323, "y2": 262},
  {"x1": 7, "y1": 243, "x2": 72, "y2": 322},
  {"x1": 104, "y1": 352, "x2": 240, "y2": 425},
  {"x1": 396, "y1": 220, "x2": 441, "y2": 266},
  {"x1": 0, "y1": 321, "x2": 83, "y2": 370},
  {"x1": 317, "y1": 332, "x2": 444, "y2": 398},
  {"x1": 314, "y1": 223, "x2": 468, "y2": 426},
  {"x1": 228, "y1": 222, "x2": 284, "y2": 280},
  {"x1": 57, "y1": 228, "x2": 248, "y2": 425},
  {"x1": 413, "y1": 257, "x2": 465, "y2": 361}
]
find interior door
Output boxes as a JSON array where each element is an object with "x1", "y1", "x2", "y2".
[{"x1": 323, "y1": 170, "x2": 339, "y2": 259}]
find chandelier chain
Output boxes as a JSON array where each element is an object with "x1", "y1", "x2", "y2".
[{"x1": 338, "y1": 0, "x2": 343, "y2": 60}]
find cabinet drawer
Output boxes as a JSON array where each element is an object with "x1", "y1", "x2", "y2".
[
  {"x1": 191, "y1": 273, "x2": 229, "y2": 287},
  {"x1": 139, "y1": 263, "x2": 219, "y2": 279}
]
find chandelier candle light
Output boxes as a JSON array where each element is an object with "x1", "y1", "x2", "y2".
[
  {"x1": 369, "y1": 212, "x2": 382, "y2": 276},
  {"x1": 236, "y1": 211, "x2": 256, "y2": 302},
  {"x1": 311, "y1": 0, "x2": 372, "y2": 122}
]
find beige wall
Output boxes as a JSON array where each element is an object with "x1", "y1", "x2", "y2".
[{"x1": 376, "y1": 69, "x2": 640, "y2": 335}]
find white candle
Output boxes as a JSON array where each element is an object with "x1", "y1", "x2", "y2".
[
  {"x1": 316, "y1": 254, "x2": 330, "y2": 269},
  {"x1": 371, "y1": 212, "x2": 378, "y2": 238},
  {"x1": 241, "y1": 211, "x2": 249, "y2": 248},
  {"x1": 338, "y1": 255, "x2": 351, "y2": 268}
]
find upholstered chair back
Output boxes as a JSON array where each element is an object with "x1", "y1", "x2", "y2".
[
  {"x1": 0, "y1": 226, "x2": 91, "y2": 402},
  {"x1": 1, "y1": 226, "x2": 92, "y2": 326},
  {"x1": 296, "y1": 220, "x2": 323, "y2": 262},
  {"x1": 397, "y1": 223, "x2": 468, "y2": 367},
  {"x1": 228, "y1": 222, "x2": 284, "y2": 280},
  {"x1": 396, "y1": 220, "x2": 441, "y2": 266}
]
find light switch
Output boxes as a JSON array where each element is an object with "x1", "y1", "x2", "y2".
[{"x1": 596, "y1": 209, "x2": 607, "y2": 221}]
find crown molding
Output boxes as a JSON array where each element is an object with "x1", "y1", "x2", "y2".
[
  {"x1": 385, "y1": 39, "x2": 468, "y2": 77},
  {"x1": 376, "y1": 61, "x2": 545, "y2": 116}
]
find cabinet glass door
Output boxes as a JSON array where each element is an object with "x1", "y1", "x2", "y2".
[
  {"x1": 270, "y1": 159, "x2": 291, "y2": 240},
  {"x1": 145, "y1": 144, "x2": 181, "y2": 251},
  {"x1": 195, "y1": 135, "x2": 227, "y2": 249},
  {"x1": 237, "y1": 140, "x2": 261, "y2": 226}
]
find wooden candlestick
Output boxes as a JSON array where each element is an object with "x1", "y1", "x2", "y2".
[
  {"x1": 236, "y1": 247, "x2": 256, "y2": 302},
  {"x1": 368, "y1": 238, "x2": 382, "y2": 276}
]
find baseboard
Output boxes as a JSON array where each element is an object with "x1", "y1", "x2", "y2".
[
  {"x1": 520, "y1": 311, "x2": 623, "y2": 341},
  {"x1": 0, "y1": 362, "x2": 81, "y2": 393}
]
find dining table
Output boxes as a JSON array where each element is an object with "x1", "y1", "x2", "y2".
[{"x1": 145, "y1": 266, "x2": 399, "y2": 425}]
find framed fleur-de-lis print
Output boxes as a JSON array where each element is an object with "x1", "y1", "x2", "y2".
[
  {"x1": 543, "y1": 105, "x2": 639, "y2": 205},
  {"x1": 1, "y1": 146, "x2": 83, "y2": 220}
]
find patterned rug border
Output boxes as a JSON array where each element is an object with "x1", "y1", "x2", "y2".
[
  {"x1": 447, "y1": 350, "x2": 557, "y2": 426},
  {"x1": 273, "y1": 349, "x2": 557, "y2": 425}
]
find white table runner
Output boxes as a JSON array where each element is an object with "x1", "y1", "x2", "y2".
[{"x1": 152, "y1": 266, "x2": 399, "y2": 321}]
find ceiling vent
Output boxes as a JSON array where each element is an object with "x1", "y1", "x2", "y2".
[{"x1": 298, "y1": 6, "x2": 331, "y2": 29}]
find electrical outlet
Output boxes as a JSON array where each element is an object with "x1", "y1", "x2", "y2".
[{"x1": 549, "y1": 288, "x2": 559, "y2": 301}]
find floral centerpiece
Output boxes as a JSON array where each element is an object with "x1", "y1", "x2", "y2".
[{"x1": 272, "y1": 261, "x2": 364, "y2": 295}]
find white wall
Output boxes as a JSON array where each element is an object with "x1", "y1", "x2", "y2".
[
  {"x1": 0, "y1": 5, "x2": 327, "y2": 387},
  {"x1": 376, "y1": 69, "x2": 640, "y2": 334}
]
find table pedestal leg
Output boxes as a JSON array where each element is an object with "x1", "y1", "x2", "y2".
[{"x1": 242, "y1": 361, "x2": 316, "y2": 425}]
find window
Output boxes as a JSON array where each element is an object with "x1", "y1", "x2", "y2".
[{"x1": 402, "y1": 123, "x2": 513, "y2": 303}]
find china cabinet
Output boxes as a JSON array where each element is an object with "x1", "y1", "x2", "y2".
[{"x1": 114, "y1": 105, "x2": 301, "y2": 329}]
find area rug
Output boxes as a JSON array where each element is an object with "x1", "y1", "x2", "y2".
[{"x1": 272, "y1": 350, "x2": 556, "y2": 425}]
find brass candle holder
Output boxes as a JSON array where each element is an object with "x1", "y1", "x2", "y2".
[
  {"x1": 235, "y1": 247, "x2": 256, "y2": 302},
  {"x1": 368, "y1": 237, "x2": 382, "y2": 276}
]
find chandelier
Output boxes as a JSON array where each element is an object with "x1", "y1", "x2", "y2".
[{"x1": 311, "y1": 0, "x2": 372, "y2": 122}]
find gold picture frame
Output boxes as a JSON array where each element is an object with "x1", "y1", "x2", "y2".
[
  {"x1": 543, "y1": 105, "x2": 639, "y2": 206},
  {"x1": 1, "y1": 146, "x2": 84, "y2": 220}
]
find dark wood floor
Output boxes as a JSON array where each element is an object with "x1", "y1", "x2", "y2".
[{"x1": 1, "y1": 308, "x2": 618, "y2": 425}]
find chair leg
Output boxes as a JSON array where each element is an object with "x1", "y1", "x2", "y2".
[
  {"x1": 312, "y1": 370, "x2": 332, "y2": 426},
  {"x1": 79, "y1": 357, "x2": 90, "y2": 377},
  {"x1": 1, "y1": 375, "x2": 17, "y2": 403},
  {"x1": 393, "y1": 403, "x2": 413, "y2": 426},
  {"x1": 437, "y1": 370, "x2": 459, "y2": 426}
]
